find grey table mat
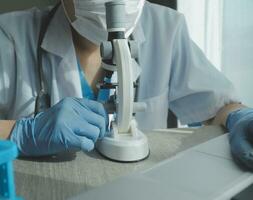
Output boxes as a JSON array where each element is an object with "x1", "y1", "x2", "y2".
[{"x1": 14, "y1": 126, "x2": 225, "y2": 200}]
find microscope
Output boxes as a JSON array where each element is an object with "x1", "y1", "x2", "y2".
[{"x1": 96, "y1": 1, "x2": 149, "y2": 162}]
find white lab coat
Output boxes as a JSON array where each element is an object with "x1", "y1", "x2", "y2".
[{"x1": 0, "y1": 2, "x2": 238, "y2": 130}]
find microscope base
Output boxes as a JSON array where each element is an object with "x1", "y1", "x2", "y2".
[{"x1": 96, "y1": 130, "x2": 149, "y2": 162}]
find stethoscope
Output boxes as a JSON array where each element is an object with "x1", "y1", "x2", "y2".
[
  {"x1": 35, "y1": 3, "x2": 140, "y2": 116},
  {"x1": 35, "y1": 3, "x2": 61, "y2": 115}
]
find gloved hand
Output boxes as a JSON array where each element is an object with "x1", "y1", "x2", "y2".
[
  {"x1": 10, "y1": 97, "x2": 108, "y2": 157},
  {"x1": 226, "y1": 108, "x2": 253, "y2": 170}
]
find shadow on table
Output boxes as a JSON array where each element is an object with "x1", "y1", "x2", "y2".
[
  {"x1": 15, "y1": 171, "x2": 95, "y2": 200},
  {"x1": 18, "y1": 150, "x2": 110, "y2": 163},
  {"x1": 18, "y1": 151, "x2": 78, "y2": 163}
]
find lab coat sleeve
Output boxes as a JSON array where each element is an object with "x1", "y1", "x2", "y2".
[
  {"x1": 0, "y1": 26, "x2": 16, "y2": 119},
  {"x1": 168, "y1": 16, "x2": 239, "y2": 125}
]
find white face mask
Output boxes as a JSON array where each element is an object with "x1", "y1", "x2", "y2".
[{"x1": 70, "y1": 0, "x2": 145, "y2": 45}]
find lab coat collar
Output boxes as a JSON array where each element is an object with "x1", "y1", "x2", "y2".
[
  {"x1": 41, "y1": 5, "x2": 73, "y2": 58},
  {"x1": 131, "y1": 19, "x2": 146, "y2": 45},
  {"x1": 130, "y1": 21, "x2": 146, "y2": 81}
]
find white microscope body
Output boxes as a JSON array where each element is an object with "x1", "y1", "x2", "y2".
[{"x1": 96, "y1": 1, "x2": 149, "y2": 162}]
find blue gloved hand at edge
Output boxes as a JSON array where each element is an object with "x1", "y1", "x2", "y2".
[
  {"x1": 226, "y1": 108, "x2": 253, "y2": 170},
  {"x1": 10, "y1": 97, "x2": 108, "y2": 157}
]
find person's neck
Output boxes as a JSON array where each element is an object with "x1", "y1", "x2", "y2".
[
  {"x1": 71, "y1": 27, "x2": 102, "y2": 70},
  {"x1": 71, "y1": 28, "x2": 104, "y2": 95},
  {"x1": 72, "y1": 27, "x2": 99, "y2": 56}
]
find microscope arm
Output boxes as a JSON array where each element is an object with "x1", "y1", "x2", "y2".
[{"x1": 113, "y1": 39, "x2": 134, "y2": 133}]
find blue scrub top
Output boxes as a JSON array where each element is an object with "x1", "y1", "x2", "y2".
[{"x1": 77, "y1": 61, "x2": 110, "y2": 102}]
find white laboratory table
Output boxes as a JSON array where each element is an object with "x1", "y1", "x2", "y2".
[{"x1": 14, "y1": 126, "x2": 226, "y2": 200}]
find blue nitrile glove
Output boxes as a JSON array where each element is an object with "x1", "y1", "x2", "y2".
[
  {"x1": 226, "y1": 108, "x2": 253, "y2": 170},
  {"x1": 10, "y1": 97, "x2": 108, "y2": 157}
]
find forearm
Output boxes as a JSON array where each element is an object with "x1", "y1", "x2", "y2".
[
  {"x1": 0, "y1": 120, "x2": 16, "y2": 139},
  {"x1": 208, "y1": 103, "x2": 247, "y2": 128}
]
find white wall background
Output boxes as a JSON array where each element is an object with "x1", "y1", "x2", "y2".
[
  {"x1": 178, "y1": 0, "x2": 223, "y2": 70},
  {"x1": 222, "y1": 0, "x2": 253, "y2": 107},
  {"x1": 178, "y1": 0, "x2": 253, "y2": 107}
]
